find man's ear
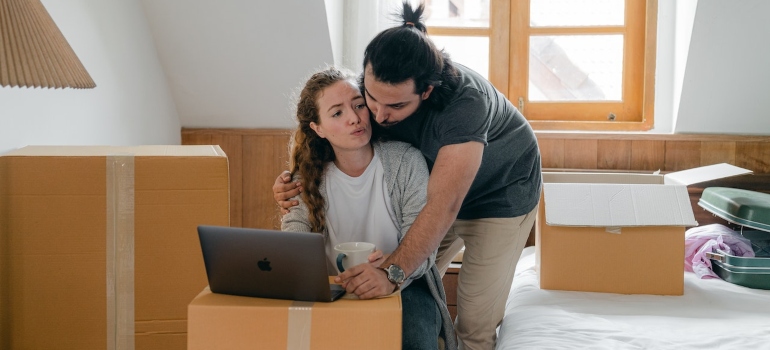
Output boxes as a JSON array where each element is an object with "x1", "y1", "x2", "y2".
[
  {"x1": 309, "y1": 122, "x2": 325, "y2": 139},
  {"x1": 421, "y1": 85, "x2": 434, "y2": 100}
]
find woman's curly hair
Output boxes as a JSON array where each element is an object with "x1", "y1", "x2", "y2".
[{"x1": 289, "y1": 67, "x2": 356, "y2": 233}]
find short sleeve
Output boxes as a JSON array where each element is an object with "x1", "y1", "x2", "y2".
[{"x1": 433, "y1": 87, "x2": 491, "y2": 147}]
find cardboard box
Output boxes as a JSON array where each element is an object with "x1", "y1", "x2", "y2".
[
  {"x1": 188, "y1": 286, "x2": 402, "y2": 350},
  {"x1": 537, "y1": 163, "x2": 752, "y2": 295},
  {"x1": 0, "y1": 146, "x2": 230, "y2": 349}
]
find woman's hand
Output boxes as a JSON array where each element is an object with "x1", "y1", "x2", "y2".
[
  {"x1": 335, "y1": 263, "x2": 397, "y2": 299},
  {"x1": 272, "y1": 171, "x2": 302, "y2": 214}
]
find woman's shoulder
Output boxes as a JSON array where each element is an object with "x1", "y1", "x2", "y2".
[
  {"x1": 374, "y1": 140, "x2": 422, "y2": 159},
  {"x1": 374, "y1": 141, "x2": 427, "y2": 180}
]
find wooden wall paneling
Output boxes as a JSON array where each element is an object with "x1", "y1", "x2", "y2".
[
  {"x1": 242, "y1": 134, "x2": 269, "y2": 229},
  {"x1": 630, "y1": 140, "x2": 665, "y2": 171},
  {"x1": 735, "y1": 142, "x2": 770, "y2": 173},
  {"x1": 597, "y1": 140, "x2": 631, "y2": 170},
  {"x1": 181, "y1": 131, "x2": 211, "y2": 146},
  {"x1": 700, "y1": 141, "x2": 736, "y2": 167},
  {"x1": 242, "y1": 133, "x2": 291, "y2": 230},
  {"x1": 183, "y1": 129, "x2": 770, "y2": 246},
  {"x1": 563, "y1": 139, "x2": 598, "y2": 169},
  {"x1": 664, "y1": 141, "x2": 701, "y2": 171},
  {"x1": 537, "y1": 138, "x2": 564, "y2": 168},
  {"x1": 210, "y1": 133, "x2": 244, "y2": 227}
]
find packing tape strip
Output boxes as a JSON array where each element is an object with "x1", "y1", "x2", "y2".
[
  {"x1": 287, "y1": 301, "x2": 314, "y2": 350},
  {"x1": 106, "y1": 155, "x2": 136, "y2": 350}
]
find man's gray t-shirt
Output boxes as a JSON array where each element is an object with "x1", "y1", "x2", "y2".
[{"x1": 383, "y1": 64, "x2": 541, "y2": 220}]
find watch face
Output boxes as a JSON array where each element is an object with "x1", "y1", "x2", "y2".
[{"x1": 387, "y1": 264, "x2": 406, "y2": 284}]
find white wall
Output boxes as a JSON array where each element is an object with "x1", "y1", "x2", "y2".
[
  {"x1": 675, "y1": 0, "x2": 770, "y2": 135},
  {"x1": 0, "y1": 0, "x2": 180, "y2": 154},
  {"x1": 650, "y1": 0, "x2": 677, "y2": 133},
  {"x1": 671, "y1": 0, "x2": 698, "y2": 131},
  {"x1": 326, "y1": 0, "x2": 344, "y2": 68},
  {"x1": 139, "y1": 0, "x2": 334, "y2": 129}
]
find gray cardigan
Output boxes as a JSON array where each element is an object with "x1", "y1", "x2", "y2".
[{"x1": 281, "y1": 140, "x2": 457, "y2": 350}]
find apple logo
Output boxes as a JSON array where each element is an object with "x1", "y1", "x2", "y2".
[{"x1": 257, "y1": 258, "x2": 272, "y2": 272}]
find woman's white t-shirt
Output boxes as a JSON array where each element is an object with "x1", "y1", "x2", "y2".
[{"x1": 324, "y1": 149, "x2": 400, "y2": 273}]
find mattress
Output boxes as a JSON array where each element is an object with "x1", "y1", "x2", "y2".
[{"x1": 496, "y1": 247, "x2": 770, "y2": 349}]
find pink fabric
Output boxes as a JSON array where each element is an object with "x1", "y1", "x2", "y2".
[{"x1": 684, "y1": 224, "x2": 755, "y2": 279}]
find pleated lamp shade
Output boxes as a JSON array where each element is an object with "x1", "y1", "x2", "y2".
[{"x1": 0, "y1": 0, "x2": 95, "y2": 89}]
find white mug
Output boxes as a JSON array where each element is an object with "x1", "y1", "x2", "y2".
[{"x1": 334, "y1": 242, "x2": 376, "y2": 272}]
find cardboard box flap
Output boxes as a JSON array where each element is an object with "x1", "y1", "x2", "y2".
[
  {"x1": 2, "y1": 145, "x2": 226, "y2": 157},
  {"x1": 543, "y1": 172, "x2": 663, "y2": 185},
  {"x1": 663, "y1": 163, "x2": 752, "y2": 185},
  {"x1": 544, "y1": 183, "x2": 697, "y2": 227}
]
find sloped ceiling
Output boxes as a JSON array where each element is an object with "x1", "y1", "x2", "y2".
[
  {"x1": 139, "y1": 0, "x2": 334, "y2": 128},
  {"x1": 676, "y1": 0, "x2": 770, "y2": 134}
]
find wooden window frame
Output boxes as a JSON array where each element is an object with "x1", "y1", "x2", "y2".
[{"x1": 428, "y1": 0, "x2": 658, "y2": 132}]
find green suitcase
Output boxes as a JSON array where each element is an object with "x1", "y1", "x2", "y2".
[{"x1": 699, "y1": 187, "x2": 770, "y2": 290}]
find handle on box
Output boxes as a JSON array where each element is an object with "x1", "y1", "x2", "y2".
[{"x1": 336, "y1": 253, "x2": 347, "y2": 273}]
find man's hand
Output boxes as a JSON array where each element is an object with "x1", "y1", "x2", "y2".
[
  {"x1": 335, "y1": 263, "x2": 396, "y2": 299},
  {"x1": 272, "y1": 171, "x2": 302, "y2": 214},
  {"x1": 367, "y1": 250, "x2": 389, "y2": 268}
]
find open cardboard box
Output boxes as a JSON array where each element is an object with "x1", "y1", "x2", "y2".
[{"x1": 536, "y1": 163, "x2": 752, "y2": 295}]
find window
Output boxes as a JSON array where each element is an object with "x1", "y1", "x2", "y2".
[{"x1": 418, "y1": 0, "x2": 657, "y2": 131}]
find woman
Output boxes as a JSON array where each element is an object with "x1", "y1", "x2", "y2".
[{"x1": 280, "y1": 66, "x2": 456, "y2": 350}]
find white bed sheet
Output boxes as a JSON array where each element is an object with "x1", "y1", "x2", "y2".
[{"x1": 497, "y1": 247, "x2": 770, "y2": 350}]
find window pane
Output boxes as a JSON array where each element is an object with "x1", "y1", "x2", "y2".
[
  {"x1": 429, "y1": 35, "x2": 489, "y2": 79},
  {"x1": 423, "y1": 0, "x2": 489, "y2": 28},
  {"x1": 529, "y1": 35, "x2": 622, "y2": 101},
  {"x1": 530, "y1": 0, "x2": 624, "y2": 27}
]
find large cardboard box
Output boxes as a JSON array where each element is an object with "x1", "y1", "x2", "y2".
[
  {"x1": 537, "y1": 163, "x2": 752, "y2": 295},
  {"x1": 0, "y1": 146, "x2": 230, "y2": 349},
  {"x1": 188, "y1": 286, "x2": 402, "y2": 350}
]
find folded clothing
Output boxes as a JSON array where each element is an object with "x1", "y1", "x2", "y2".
[{"x1": 684, "y1": 224, "x2": 755, "y2": 279}]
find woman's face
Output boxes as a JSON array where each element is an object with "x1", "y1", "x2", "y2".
[{"x1": 310, "y1": 80, "x2": 372, "y2": 153}]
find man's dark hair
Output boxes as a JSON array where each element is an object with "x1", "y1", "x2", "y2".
[{"x1": 362, "y1": 1, "x2": 460, "y2": 111}]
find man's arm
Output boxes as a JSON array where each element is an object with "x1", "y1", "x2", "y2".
[{"x1": 337, "y1": 141, "x2": 483, "y2": 298}]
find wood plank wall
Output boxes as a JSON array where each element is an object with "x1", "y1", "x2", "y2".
[
  {"x1": 536, "y1": 133, "x2": 770, "y2": 173},
  {"x1": 182, "y1": 129, "x2": 292, "y2": 230},
  {"x1": 182, "y1": 129, "x2": 770, "y2": 234}
]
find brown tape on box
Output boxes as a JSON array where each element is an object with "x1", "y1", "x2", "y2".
[
  {"x1": 106, "y1": 155, "x2": 135, "y2": 350},
  {"x1": 287, "y1": 301, "x2": 314, "y2": 350}
]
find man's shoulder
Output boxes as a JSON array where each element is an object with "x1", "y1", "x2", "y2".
[
  {"x1": 435, "y1": 76, "x2": 492, "y2": 120},
  {"x1": 428, "y1": 86, "x2": 491, "y2": 129}
]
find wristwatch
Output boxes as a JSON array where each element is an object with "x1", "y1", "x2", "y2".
[{"x1": 380, "y1": 264, "x2": 406, "y2": 286}]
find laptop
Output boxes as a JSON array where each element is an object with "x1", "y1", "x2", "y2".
[{"x1": 197, "y1": 225, "x2": 346, "y2": 302}]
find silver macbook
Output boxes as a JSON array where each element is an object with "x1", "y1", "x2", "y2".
[{"x1": 197, "y1": 225, "x2": 346, "y2": 302}]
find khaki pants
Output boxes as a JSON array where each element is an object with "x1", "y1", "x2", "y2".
[{"x1": 435, "y1": 206, "x2": 538, "y2": 350}]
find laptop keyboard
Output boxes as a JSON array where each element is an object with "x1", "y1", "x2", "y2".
[{"x1": 330, "y1": 284, "x2": 346, "y2": 301}]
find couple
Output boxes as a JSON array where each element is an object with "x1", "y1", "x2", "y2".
[
  {"x1": 280, "y1": 66, "x2": 451, "y2": 349},
  {"x1": 279, "y1": 2, "x2": 541, "y2": 350}
]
